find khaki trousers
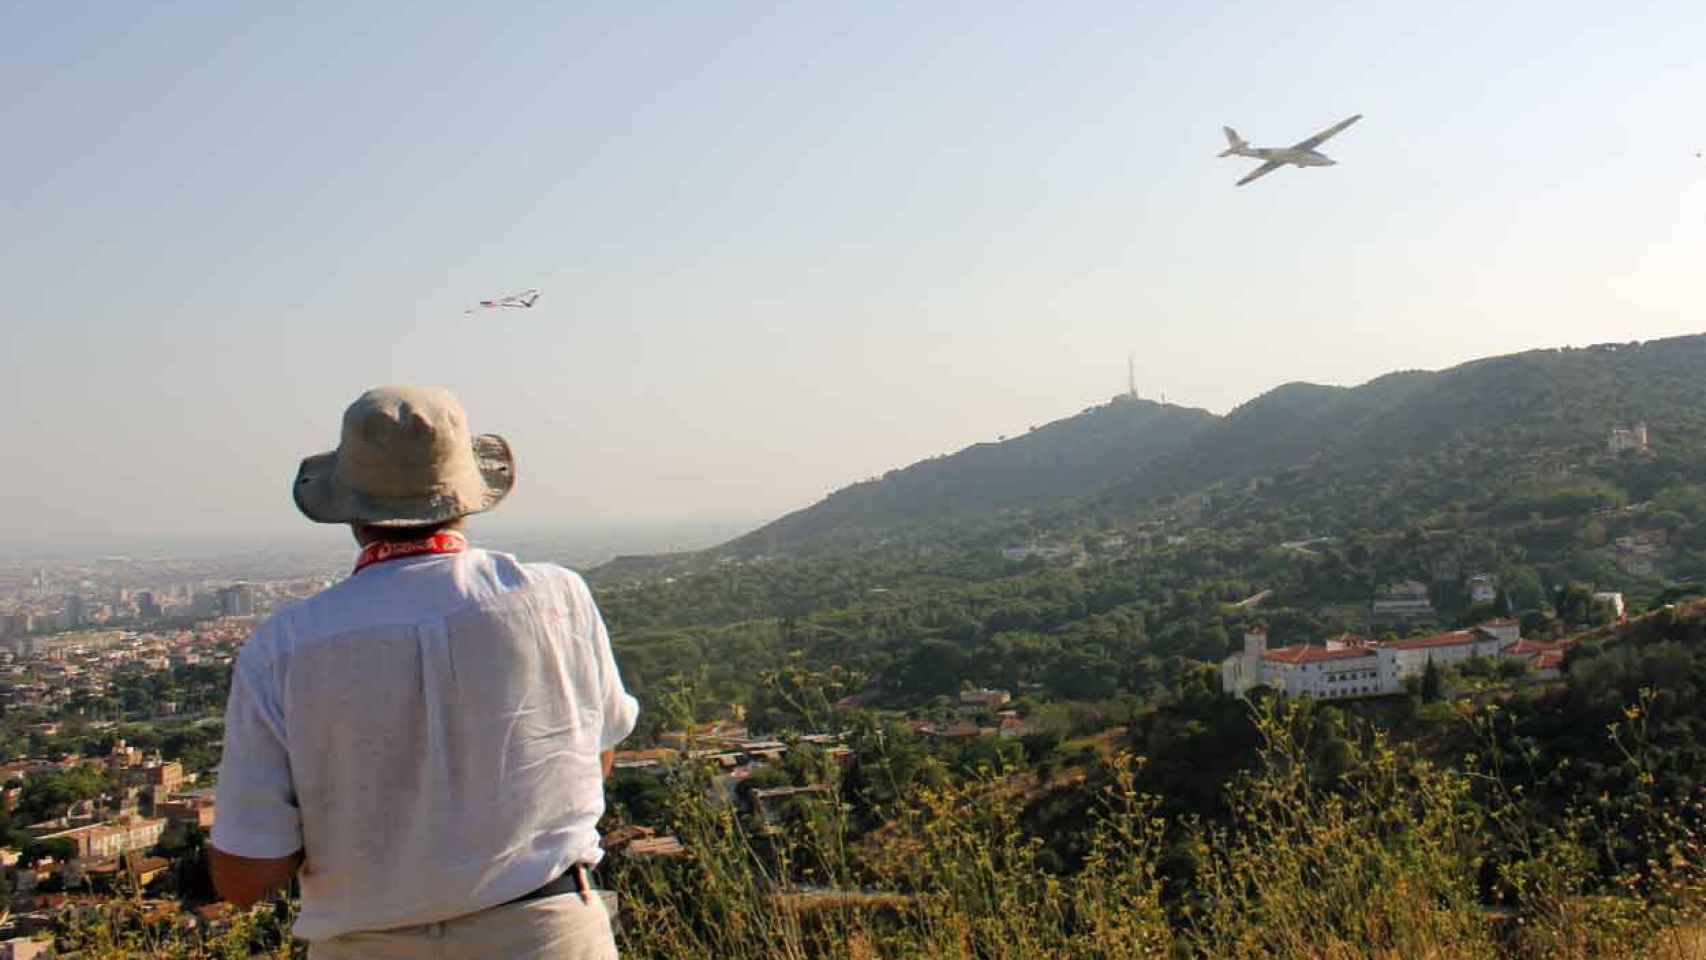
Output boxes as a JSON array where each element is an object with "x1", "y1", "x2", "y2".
[{"x1": 308, "y1": 893, "x2": 618, "y2": 960}]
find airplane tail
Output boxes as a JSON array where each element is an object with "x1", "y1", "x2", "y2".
[{"x1": 1218, "y1": 126, "x2": 1248, "y2": 157}]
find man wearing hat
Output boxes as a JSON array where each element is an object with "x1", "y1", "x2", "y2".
[{"x1": 208, "y1": 386, "x2": 638, "y2": 959}]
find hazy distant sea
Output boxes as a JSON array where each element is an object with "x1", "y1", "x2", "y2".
[{"x1": 475, "y1": 518, "x2": 759, "y2": 569}]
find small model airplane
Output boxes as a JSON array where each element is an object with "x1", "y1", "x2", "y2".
[
  {"x1": 1218, "y1": 114, "x2": 1363, "y2": 187},
  {"x1": 466, "y1": 288, "x2": 541, "y2": 313}
]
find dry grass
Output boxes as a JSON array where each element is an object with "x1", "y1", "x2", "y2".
[
  {"x1": 43, "y1": 693, "x2": 1706, "y2": 958},
  {"x1": 605, "y1": 696, "x2": 1706, "y2": 960}
]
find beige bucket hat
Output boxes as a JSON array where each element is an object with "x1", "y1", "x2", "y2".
[{"x1": 293, "y1": 386, "x2": 516, "y2": 526}]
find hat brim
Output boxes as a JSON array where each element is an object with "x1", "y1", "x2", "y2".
[{"x1": 293, "y1": 434, "x2": 516, "y2": 526}]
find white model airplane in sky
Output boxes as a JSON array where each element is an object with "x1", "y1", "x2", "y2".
[
  {"x1": 465, "y1": 288, "x2": 541, "y2": 313},
  {"x1": 1218, "y1": 114, "x2": 1363, "y2": 187}
]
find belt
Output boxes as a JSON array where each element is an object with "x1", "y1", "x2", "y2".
[{"x1": 503, "y1": 863, "x2": 593, "y2": 907}]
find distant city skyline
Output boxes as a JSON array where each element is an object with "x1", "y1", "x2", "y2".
[{"x1": 5, "y1": 2, "x2": 1704, "y2": 548}]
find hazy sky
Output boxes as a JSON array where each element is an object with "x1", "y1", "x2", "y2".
[{"x1": 5, "y1": 1, "x2": 1704, "y2": 550}]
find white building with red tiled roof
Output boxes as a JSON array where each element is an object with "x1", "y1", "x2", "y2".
[
  {"x1": 1220, "y1": 628, "x2": 1269, "y2": 697},
  {"x1": 1381, "y1": 627, "x2": 1511, "y2": 686},
  {"x1": 1222, "y1": 619, "x2": 1525, "y2": 700},
  {"x1": 1223, "y1": 630, "x2": 1383, "y2": 700},
  {"x1": 1260, "y1": 634, "x2": 1382, "y2": 700}
]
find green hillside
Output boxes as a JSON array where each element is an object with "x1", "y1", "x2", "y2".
[
  {"x1": 573, "y1": 336, "x2": 1706, "y2": 960},
  {"x1": 726, "y1": 396, "x2": 1216, "y2": 552},
  {"x1": 711, "y1": 335, "x2": 1706, "y2": 558},
  {"x1": 1090, "y1": 335, "x2": 1706, "y2": 531}
]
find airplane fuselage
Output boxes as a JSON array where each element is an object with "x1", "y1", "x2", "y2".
[{"x1": 1234, "y1": 146, "x2": 1336, "y2": 167}]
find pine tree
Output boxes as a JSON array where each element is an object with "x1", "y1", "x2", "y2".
[{"x1": 1421, "y1": 656, "x2": 1444, "y2": 702}]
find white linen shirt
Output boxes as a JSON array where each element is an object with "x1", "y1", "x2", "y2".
[{"x1": 211, "y1": 547, "x2": 639, "y2": 942}]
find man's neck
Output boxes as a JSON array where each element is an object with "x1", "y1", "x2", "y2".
[{"x1": 351, "y1": 521, "x2": 464, "y2": 547}]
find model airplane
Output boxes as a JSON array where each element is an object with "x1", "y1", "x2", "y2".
[
  {"x1": 466, "y1": 288, "x2": 541, "y2": 313},
  {"x1": 1218, "y1": 114, "x2": 1362, "y2": 187}
]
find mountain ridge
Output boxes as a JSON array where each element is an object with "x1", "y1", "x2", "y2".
[
  {"x1": 1093, "y1": 335, "x2": 1706, "y2": 524},
  {"x1": 592, "y1": 334, "x2": 1706, "y2": 575},
  {"x1": 725, "y1": 396, "x2": 1217, "y2": 552}
]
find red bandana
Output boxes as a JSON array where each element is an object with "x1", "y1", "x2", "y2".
[{"x1": 353, "y1": 530, "x2": 468, "y2": 575}]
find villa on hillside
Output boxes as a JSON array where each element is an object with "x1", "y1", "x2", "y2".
[
  {"x1": 1502, "y1": 638, "x2": 1571, "y2": 679},
  {"x1": 958, "y1": 688, "x2": 1012, "y2": 712},
  {"x1": 28, "y1": 815, "x2": 166, "y2": 861},
  {"x1": 1609, "y1": 422, "x2": 1650, "y2": 455},
  {"x1": 1594, "y1": 591, "x2": 1627, "y2": 621},
  {"x1": 1221, "y1": 619, "x2": 1528, "y2": 700},
  {"x1": 1368, "y1": 581, "x2": 1437, "y2": 627},
  {"x1": 1001, "y1": 543, "x2": 1077, "y2": 563}
]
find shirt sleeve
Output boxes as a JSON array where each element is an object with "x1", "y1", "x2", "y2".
[
  {"x1": 576, "y1": 576, "x2": 639, "y2": 752},
  {"x1": 211, "y1": 653, "x2": 303, "y2": 859}
]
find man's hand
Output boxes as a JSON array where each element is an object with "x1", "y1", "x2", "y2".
[
  {"x1": 602, "y1": 749, "x2": 615, "y2": 779},
  {"x1": 209, "y1": 845, "x2": 304, "y2": 908}
]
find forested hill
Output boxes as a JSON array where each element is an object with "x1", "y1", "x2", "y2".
[
  {"x1": 1091, "y1": 335, "x2": 1706, "y2": 526},
  {"x1": 603, "y1": 335, "x2": 1706, "y2": 571},
  {"x1": 726, "y1": 397, "x2": 1216, "y2": 552}
]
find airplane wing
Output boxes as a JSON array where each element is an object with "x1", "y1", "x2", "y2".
[
  {"x1": 1290, "y1": 114, "x2": 1362, "y2": 151},
  {"x1": 1236, "y1": 160, "x2": 1285, "y2": 187}
]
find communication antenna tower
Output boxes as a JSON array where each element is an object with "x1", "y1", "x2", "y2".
[{"x1": 1127, "y1": 354, "x2": 1138, "y2": 399}]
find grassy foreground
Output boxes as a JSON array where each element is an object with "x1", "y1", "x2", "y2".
[
  {"x1": 40, "y1": 698, "x2": 1706, "y2": 959},
  {"x1": 605, "y1": 699, "x2": 1706, "y2": 960}
]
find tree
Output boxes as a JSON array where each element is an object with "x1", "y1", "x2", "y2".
[
  {"x1": 1554, "y1": 583, "x2": 1598, "y2": 626},
  {"x1": 16, "y1": 766, "x2": 113, "y2": 824},
  {"x1": 1458, "y1": 656, "x2": 1499, "y2": 679},
  {"x1": 842, "y1": 719, "x2": 939, "y2": 823},
  {"x1": 1497, "y1": 658, "x2": 1530, "y2": 680},
  {"x1": 607, "y1": 772, "x2": 670, "y2": 826},
  {"x1": 1420, "y1": 657, "x2": 1444, "y2": 702},
  {"x1": 893, "y1": 640, "x2": 967, "y2": 699},
  {"x1": 1504, "y1": 567, "x2": 1550, "y2": 610},
  {"x1": 24, "y1": 837, "x2": 77, "y2": 866}
]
